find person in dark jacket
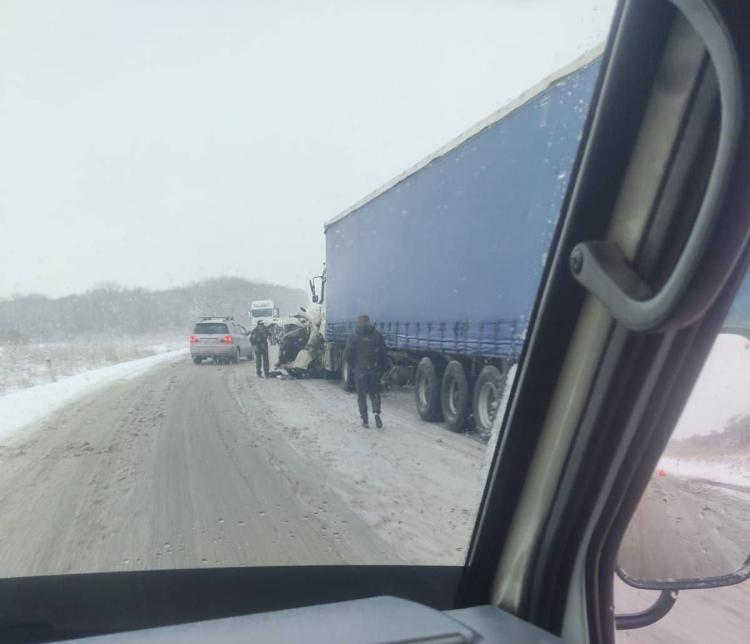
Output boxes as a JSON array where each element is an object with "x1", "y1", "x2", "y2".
[
  {"x1": 250, "y1": 321, "x2": 270, "y2": 377},
  {"x1": 344, "y1": 315, "x2": 387, "y2": 428}
]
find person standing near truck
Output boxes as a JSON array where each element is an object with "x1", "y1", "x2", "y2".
[
  {"x1": 250, "y1": 321, "x2": 270, "y2": 377},
  {"x1": 344, "y1": 315, "x2": 387, "y2": 428}
]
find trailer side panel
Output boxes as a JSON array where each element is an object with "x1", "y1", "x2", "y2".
[{"x1": 325, "y1": 60, "x2": 600, "y2": 359}]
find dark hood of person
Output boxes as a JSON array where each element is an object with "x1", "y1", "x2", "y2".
[
  {"x1": 355, "y1": 323, "x2": 375, "y2": 336},
  {"x1": 346, "y1": 322, "x2": 387, "y2": 373}
]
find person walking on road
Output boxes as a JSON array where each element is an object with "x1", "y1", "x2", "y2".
[
  {"x1": 344, "y1": 315, "x2": 387, "y2": 428},
  {"x1": 250, "y1": 321, "x2": 270, "y2": 377}
]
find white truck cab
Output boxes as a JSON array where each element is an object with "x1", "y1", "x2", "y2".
[{"x1": 249, "y1": 300, "x2": 279, "y2": 331}]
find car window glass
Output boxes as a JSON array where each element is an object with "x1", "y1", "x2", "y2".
[
  {"x1": 0, "y1": 0, "x2": 615, "y2": 586},
  {"x1": 194, "y1": 323, "x2": 230, "y2": 335}
]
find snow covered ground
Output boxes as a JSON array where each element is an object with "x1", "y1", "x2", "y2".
[
  {"x1": 658, "y1": 456, "x2": 750, "y2": 489},
  {"x1": 0, "y1": 340, "x2": 511, "y2": 568},
  {"x1": 0, "y1": 348, "x2": 186, "y2": 442},
  {"x1": 0, "y1": 350, "x2": 503, "y2": 574},
  {"x1": 0, "y1": 334, "x2": 184, "y2": 396},
  {"x1": 648, "y1": 333, "x2": 750, "y2": 488},
  {"x1": 229, "y1": 361, "x2": 516, "y2": 565}
]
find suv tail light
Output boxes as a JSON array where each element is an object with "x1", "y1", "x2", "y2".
[
  {"x1": 189, "y1": 335, "x2": 199, "y2": 343},
  {"x1": 221, "y1": 335, "x2": 234, "y2": 344}
]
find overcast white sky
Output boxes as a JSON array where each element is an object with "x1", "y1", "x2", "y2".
[{"x1": 0, "y1": 0, "x2": 615, "y2": 298}]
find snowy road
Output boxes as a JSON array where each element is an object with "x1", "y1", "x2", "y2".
[
  {"x1": 0, "y1": 354, "x2": 487, "y2": 576},
  {"x1": 1, "y1": 353, "x2": 749, "y2": 643}
]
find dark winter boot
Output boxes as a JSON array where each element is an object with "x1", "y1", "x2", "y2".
[
  {"x1": 361, "y1": 417, "x2": 369, "y2": 428},
  {"x1": 375, "y1": 414, "x2": 383, "y2": 429}
]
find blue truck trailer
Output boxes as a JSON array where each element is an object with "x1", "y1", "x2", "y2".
[{"x1": 314, "y1": 52, "x2": 602, "y2": 434}]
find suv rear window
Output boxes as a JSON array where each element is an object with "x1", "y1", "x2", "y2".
[{"x1": 193, "y1": 322, "x2": 229, "y2": 334}]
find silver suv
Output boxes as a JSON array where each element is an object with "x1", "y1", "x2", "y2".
[{"x1": 189, "y1": 317, "x2": 253, "y2": 364}]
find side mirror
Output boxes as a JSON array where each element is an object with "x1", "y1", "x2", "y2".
[
  {"x1": 615, "y1": 465, "x2": 750, "y2": 629},
  {"x1": 616, "y1": 467, "x2": 750, "y2": 588}
]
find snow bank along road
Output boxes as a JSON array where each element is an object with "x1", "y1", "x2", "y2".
[
  {"x1": 0, "y1": 354, "x2": 489, "y2": 576},
  {"x1": 0, "y1": 349, "x2": 186, "y2": 442}
]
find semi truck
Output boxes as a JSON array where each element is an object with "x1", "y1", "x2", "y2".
[
  {"x1": 289, "y1": 52, "x2": 603, "y2": 435},
  {"x1": 248, "y1": 300, "x2": 280, "y2": 331}
]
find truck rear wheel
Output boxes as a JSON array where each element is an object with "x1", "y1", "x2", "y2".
[
  {"x1": 473, "y1": 365, "x2": 506, "y2": 437},
  {"x1": 440, "y1": 360, "x2": 470, "y2": 432},
  {"x1": 341, "y1": 356, "x2": 355, "y2": 392},
  {"x1": 415, "y1": 357, "x2": 443, "y2": 421}
]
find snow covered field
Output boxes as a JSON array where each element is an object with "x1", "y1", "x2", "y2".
[
  {"x1": 0, "y1": 335, "x2": 184, "y2": 396},
  {"x1": 658, "y1": 456, "x2": 750, "y2": 489},
  {"x1": 647, "y1": 333, "x2": 750, "y2": 489},
  {"x1": 0, "y1": 348, "x2": 186, "y2": 442}
]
